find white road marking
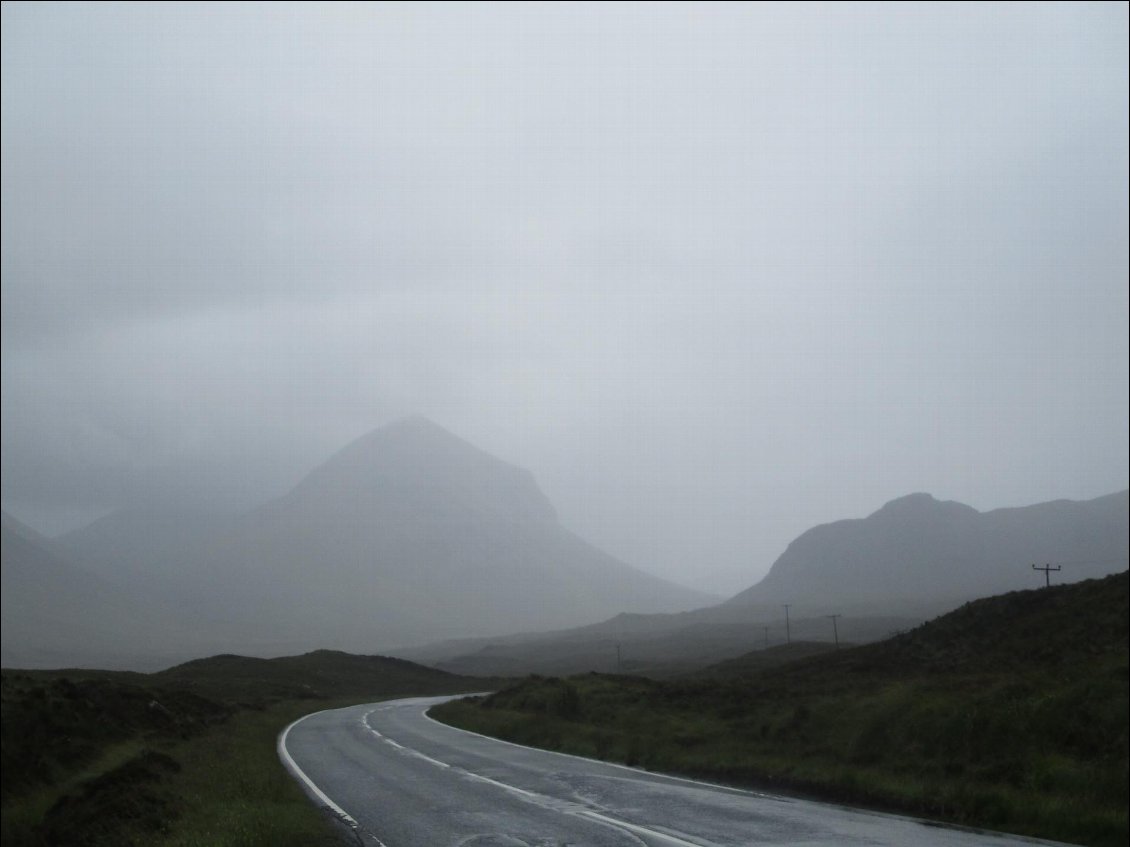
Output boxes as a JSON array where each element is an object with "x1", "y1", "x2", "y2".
[
  {"x1": 365, "y1": 708, "x2": 454, "y2": 768},
  {"x1": 578, "y1": 809, "x2": 710, "y2": 847},
  {"x1": 417, "y1": 699, "x2": 1070, "y2": 847},
  {"x1": 282, "y1": 698, "x2": 1070, "y2": 847},
  {"x1": 279, "y1": 709, "x2": 390, "y2": 845},
  {"x1": 421, "y1": 701, "x2": 770, "y2": 799},
  {"x1": 362, "y1": 704, "x2": 710, "y2": 846}
]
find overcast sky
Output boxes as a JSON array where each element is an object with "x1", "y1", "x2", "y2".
[{"x1": 3, "y1": 2, "x2": 1127, "y2": 594}]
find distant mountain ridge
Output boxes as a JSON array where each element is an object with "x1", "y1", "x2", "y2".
[
  {"x1": 730, "y1": 490, "x2": 1128, "y2": 608},
  {"x1": 11, "y1": 420, "x2": 1125, "y2": 672}
]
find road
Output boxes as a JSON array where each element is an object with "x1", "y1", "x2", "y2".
[{"x1": 279, "y1": 695, "x2": 1063, "y2": 847}]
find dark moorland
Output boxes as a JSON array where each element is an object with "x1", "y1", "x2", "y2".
[
  {"x1": 1, "y1": 651, "x2": 498, "y2": 846},
  {"x1": 432, "y1": 572, "x2": 1130, "y2": 847}
]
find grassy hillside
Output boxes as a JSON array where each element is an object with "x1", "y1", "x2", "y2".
[
  {"x1": 695, "y1": 640, "x2": 838, "y2": 676},
  {"x1": 155, "y1": 648, "x2": 485, "y2": 702},
  {"x1": 432, "y1": 572, "x2": 1129, "y2": 847},
  {"x1": 1, "y1": 651, "x2": 494, "y2": 846}
]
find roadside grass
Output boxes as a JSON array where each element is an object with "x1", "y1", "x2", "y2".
[
  {"x1": 432, "y1": 574, "x2": 1129, "y2": 847},
  {"x1": 2, "y1": 652, "x2": 500, "y2": 846},
  {"x1": 0, "y1": 700, "x2": 352, "y2": 847},
  {"x1": 155, "y1": 699, "x2": 358, "y2": 847},
  {"x1": 434, "y1": 674, "x2": 1126, "y2": 847}
]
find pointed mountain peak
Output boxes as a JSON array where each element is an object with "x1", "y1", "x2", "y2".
[
  {"x1": 377, "y1": 414, "x2": 453, "y2": 436},
  {"x1": 331, "y1": 416, "x2": 506, "y2": 473},
  {"x1": 284, "y1": 416, "x2": 558, "y2": 524},
  {"x1": 356, "y1": 415, "x2": 477, "y2": 452}
]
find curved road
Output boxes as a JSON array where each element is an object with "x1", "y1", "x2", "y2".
[{"x1": 279, "y1": 695, "x2": 1062, "y2": 847}]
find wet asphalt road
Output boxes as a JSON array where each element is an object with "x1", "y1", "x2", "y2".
[{"x1": 279, "y1": 695, "x2": 1063, "y2": 847}]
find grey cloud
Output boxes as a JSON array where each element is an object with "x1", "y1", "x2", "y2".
[{"x1": 2, "y1": 3, "x2": 1127, "y2": 592}]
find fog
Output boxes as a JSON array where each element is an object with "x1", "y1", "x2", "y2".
[{"x1": 3, "y1": 3, "x2": 1127, "y2": 595}]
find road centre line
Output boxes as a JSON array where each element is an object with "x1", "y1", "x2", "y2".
[{"x1": 362, "y1": 705, "x2": 707, "y2": 846}]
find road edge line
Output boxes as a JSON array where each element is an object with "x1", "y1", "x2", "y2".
[{"x1": 278, "y1": 706, "x2": 385, "y2": 844}]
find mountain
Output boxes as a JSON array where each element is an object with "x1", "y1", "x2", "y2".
[
  {"x1": 0, "y1": 512, "x2": 218, "y2": 669},
  {"x1": 404, "y1": 490, "x2": 1128, "y2": 676},
  {"x1": 729, "y1": 490, "x2": 1128, "y2": 609},
  {"x1": 54, "y1": 417, "x2": 711, "y2": 661},
  {"x1": 57, "y1": 509, "x2": 237, "y2": 596}
]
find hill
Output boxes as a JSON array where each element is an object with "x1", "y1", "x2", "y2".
[
  {"x1": 155, "y1": 648, "x2": 489, "y2": 702},
  {"x1": 433, "y1": 572, "x2": 1129, "y2": 846},
  {"x1": 730, "y1": 489, "x2": 1128, "y2": 609}
]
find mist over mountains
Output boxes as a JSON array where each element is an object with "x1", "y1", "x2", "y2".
[
  {"x1": 0, "y1": 513, "x2": 219, "y2": 669},
  {"x1": 2, "y1": 416, "x2": 1126, "y2": 672},
  {"x1": 11, "y1": 417, "x2": 708, "y2": 666}
]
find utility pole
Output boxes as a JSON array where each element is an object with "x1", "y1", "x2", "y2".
[
  {"x1": 783, "y1": 604, "x2": 792, "y2": 644},
  {"x1": 1032, "y1": 562, "x2": 1062, "y2": 587},
  {"x1": 827, "y1": 614, "x2": 841, "y2": 648}
]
